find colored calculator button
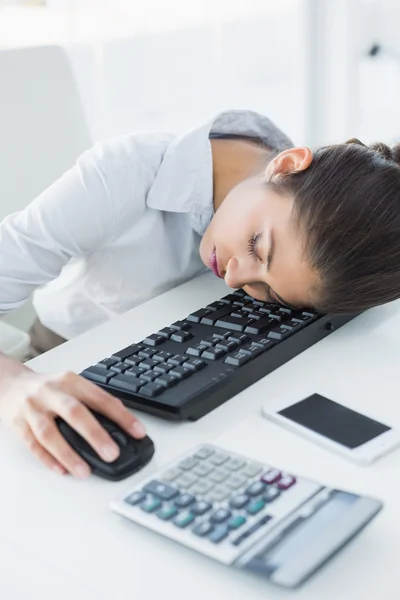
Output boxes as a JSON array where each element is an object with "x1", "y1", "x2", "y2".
[
  {"x1": 261, "y1": 469, "x2": 281, "y2": 484},
  {"x1": 140, "y1": 497, "x2": 162, "y2": 513},
  {"x1": 175, "y1": 493, "x2": 196, "y2": 508},
  {"x1": 209, "y1": 525, "x2": 229, "y2": 544},
  {"x1": 173, "y1": 511, "x2": 196, "y2": 528},
  {"x1": 245, "y1": 481, "x2": 266, "y2": 497},
  {"x1": 193, "y1": 522, "x2": 214, "y2": 537},
  {"x1": 156, "y1": 505, "x2": 179, "y2": 521},
  {"x1": 125, "y1": 491, "x2": 146, "y2": 506},
  {"x1": 277, "y1": 475, "x2": 297, "y2": 490},
  {"x1": 263, "y1": 487, "x2": 281, "y2": 502},
  {"x1": 229, "y1": 494, "x2": 249, "y2": 510},
  {"x1": 228, "y1": 515, "x2": 247, "y2": 530},
  {"x1": 247, "y1": 498, "x2": 266, "y2": 515},
  {"x1": 143, "y1": 480, "x2": 179, "y2": 501}
]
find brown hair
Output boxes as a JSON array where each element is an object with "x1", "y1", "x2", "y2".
[{"x1": 269, "y1": 139, "x2": 400, "y2": 314}]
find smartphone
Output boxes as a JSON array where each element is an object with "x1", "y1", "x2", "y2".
[{"x1": 262, "y1": 393, "x2": 400, "y2": 465}]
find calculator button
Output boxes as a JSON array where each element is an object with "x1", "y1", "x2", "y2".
[
  {"x1": 161, "y1": 468, "x2": 182, "y2": 482},
  {"x1": 194, "y1": 447, "x2": 215, "y2": 460},
  {"x1": 208, "y1": 486, "x2": 231, "y2": 502},
  {"x1": 225, "y1": 475, "x2": 248, "y2": 490},
  {"x1": 247, "y1": 498, "x2": 266, "y2": 515},
  {"x1": 232, "y1": 515, "x2": 273, "y2": 546},
  {"x1": 193, "y1": 522, "x2": 214, "y2": 537},
  {"x1": 210, "y1": 508, "x2": 231, "y2": 524},
  {"x1": 209, "y1": 469, "x2": 229, "y2": 484},
  {"x1": 209, "y1": 525, "x2": 229, "y2": 544},
  {"x1": 174, "y1": 494, "x2": 196, "y2": 508},
  {"x1": 156, "y1": 505, "x2": 179, "y2": 521},
  {"x1": 125, "y1": 491, "x2": 146, "y2": 506},
  {"x1": 143, "y1": 481, "x2": 179, "y2": 501},
  {"x1": 179, "y1": 457, "x2": 199, "y2": 471},
  {"x1": 191, "y1": 501, "x2": 212, "y2": 515},
  {"x1": 242, "y1": 463, "x2": 263, "y2": 477},
  {"x1": 175, "y1": 473, "x2": 198, "y2": 489},
  {"x1": 209, "y1": 452, "x2": 230, "y2": 466},
  {"x1": 193, "y1": 463, "x2": 214, "y2": 477},
  {"x1": 225, "y1": 458, "x2": 246, "y2": 471},
  {"x1": 191, "y1": 481, "x2": 213, "y2": 496},
  {"x1": 263, "y1": 487, "x2": 281, "y2": 503},
  {"x1": 277, "y1": 475, "x2": 297, "y2": 490},
  {"x1": 245, "y1": 481, "x2": 266, "y2": 497},
  {"x1": 173, "y1": 511, "x2": 196, "y2": 528},
  {"x1": 261, "y1": 469, "x2": 282, "y2": 484},
  {"x1": 229, "y1": 494, "x2": 249, "y2": 510},
  {"x1": 228, "y1": 515, "x2": 247, "y2": 530},
  {"x1": 140, "y1": 497, "x2": 162, "y2": 513}
]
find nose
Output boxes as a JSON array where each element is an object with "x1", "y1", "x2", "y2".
[{"x1": 224, "y1": 256, "x2": 258, "y2": 289}]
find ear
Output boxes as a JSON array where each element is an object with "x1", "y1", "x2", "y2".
[{"x1": 265, "y1": 147, "x2": 313, "y2": 179}]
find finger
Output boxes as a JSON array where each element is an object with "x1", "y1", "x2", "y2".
[
  {"x1": 65, "y1": 373, "x2": 147, "y2": 439},
  {"x1": 18, "y1": 422, "x2": 67, "y2": 476},
  {"x1": 25, "y1": 406, "x2": 91, "y2": 479},
  {"x1": 52, "y1": 392, "x2": 121, "y2": 463}
]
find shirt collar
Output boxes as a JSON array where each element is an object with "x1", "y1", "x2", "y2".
[{"x1": 146, "y1": 109, "x2": 293, "y2": 236}]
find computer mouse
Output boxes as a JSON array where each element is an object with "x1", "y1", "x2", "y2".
[{"x1": 55, "y1": 410, "x2": 155, "y2": 481}]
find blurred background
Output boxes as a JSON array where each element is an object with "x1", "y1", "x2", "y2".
[{"x1": 1, "y1": 0, "x2": 400, "y2": 353}]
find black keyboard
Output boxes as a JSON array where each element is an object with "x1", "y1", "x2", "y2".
[{"x1": 81, "y1": 290, "x2": 358, "y2": 421}]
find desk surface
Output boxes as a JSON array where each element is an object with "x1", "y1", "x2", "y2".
[{"x1": 1, "y1": 272, "x2": 400, "y2": 600}]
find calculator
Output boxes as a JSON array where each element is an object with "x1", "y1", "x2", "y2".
[{"x1": 110, "y1": 444, "x2": 383, "y2": 589}]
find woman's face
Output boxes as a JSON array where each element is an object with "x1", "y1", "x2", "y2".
[{"x1": 199, "y1": 176, "x2": 318, "y2": 309}]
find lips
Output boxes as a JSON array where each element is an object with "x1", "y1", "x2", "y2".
[{"x1": 210, "y1": 248, "x2": 222, "y2": 278}]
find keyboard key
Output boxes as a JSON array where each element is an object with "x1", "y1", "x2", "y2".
[
  {"x1": 153, "y1": 350, "x2": 173, "y2": 362},
  {"x1": 245, "y1": 481, "x2": 266, "y2": 497},
  {"x1": 215, "y1": 316, "x2": 248, "y2": 332},
  {"x1": 157, "y1": 327, "x2": 176, "y2": 339},
  {"x1": 153, "y1": 363, "x2": 172, "y2": 374},
  {"x1": 169, "y1": 366, "x2": 192, "y2": 380},
  {"x1": 244, "y1": 317, "x2": 276, "y2": 335},
  {"x1": 225, "y1": 458, "x2": 246, "y2": 471},
  {"x1": 161, "y1": 468, "x2": 182, "y2": 482},
  {"x1": 182, "y1": 358, "x2": 206, "y2": 372},
  {"x1": 210, "y1": 508, "x2": 231, "y2": 524},
  {"x1": 193, "y1": 463, "x2": 214, "y2": 477},
  {"x1": 263, "y1": 487, "x2": 281, "y2": 503},
  {"x1": 242, "y1": 463, "x2": 263, "y2": 477},
  {"x1": 229, "y1": 494, "x2": 249, "y2": 510},
  {"x1": 111, "y1": 344, "x2": 144, "y2": 361},
  {"x1": 138, "y1": 348, "x2": 159, "y2": 359},
  {"x1": 224, "y1": 351, "x2": 250, "y2": 367},
  {"x1": 175, "y1": 473, "x2": 198, "y2": 489},
  {"x1": 144, "y1": 481, "x2": 179, "y2": 501},
  {"x1": 209, "y1": 525, "x2": 229, "y2": 544},
  {"x1": 228, "y1": 515, "x2": 247, "y2": 530},
  {"x1": 191, "y1": 481, "x2": 213, "y2": 495},
  {"x1": 124, "y1": 356, "x2": 144, "y2": 367},
  {"x1": 214, "y1": 340, "x2": 238, "y2": 352},
  {"x1": 139, "y1": 370, "x2": 160, "y2": 383},
  {"x1": 125, "y1": 366, "x2": 146, "y2": 377},
  {"x1": 226, "y1": 475, "x2": 248, "y2": 490},
  {"x1": 247, "y1": 498, "x2": 266, "y2": 515},
  {"x1": 170, "y1": 320, "x2": 192, "y2": 331},
  {"x1": 209, "y1": 452, "x2": 229, "y2": 466},
  {"x1": 240, "y1": 343, "x2": 264, "y2": 358},
  {"x1": 156, "y1": 374, "x2": 178, "y2": 388},
  {"x1": 191, "y1": 501, "x2": 212, "y2": 515},
  {"x1": 175, "y1": 494, "x2": 195, "y2": 508},
  {"x1": 232, "y1": 289, "x2": 246, "y2": 297},
  {"x1": 254, "y1": 338, "x2": 275, "y2": 350},
  {"x1": 143, "y1": 334, "x2": 166, "y2": 347},
  {"x1": 187, "y1": 308, "x2": 212, "y2": 323},
  {"x1": 110, "y1": 374, "x2": 142, "y2": 393},
  {"x1": 156, "y1": 505, "x2": 179, "y2": 521},
  {"x1": 232, "y1": 515, "x2": 272, "y2": 546},
  {"x1": 200, "y1": 306, "x2": 232, "y2": 325},
  {"x1": 212, "y1": 332, "x2": 232, "y2": 340},
  {"x1": 139, "y1": 358, "x2": 159, "y2": 370},
  {"x1": 179, "y1": 457, "x2": 199, "y2": 471},
  {"x1": 170, "y1": 330, "x2": 193, "y2": 343},
  {"x1": 228, "y1": 333, "x2": 249, "y2": 345},
  {"x1": 110, "y1": 362, "x2": 129, "y2": 373},
  {"x1": 208, "y1": 486, "x2": 231, "y2": 502},
  {"x1": 209, "y1": 469, "x2": 229, "y2": 484},
  {"x1": 281, "y1": 320, "x2": 303, "y2": 333},
  {"x1": 81, "y1": 366, "x2": 116, "y2": 384},
  {"x1": 97, "y1": 358, "x2": 118, "y2": 369},
  {"x1": 201, "y1": 347, "x2": 227, "y2": 361},
  {"x1": 199, "y1": 336, "x2": 218, "y2": 347},
  {"x1": 173, "y1": 511, "x2": 196, "y2": 528},
  {"x1": 206, "y1": 301, "x2": 228, "y2": 311},
  {"x1": 186, "y1": 344, "x2": 209, "y2": 357},
  {"x1": 167, "y1": 354, "x2": 187, "y2": 366},
  {"x1": 193, "y1": 522, "x2": 214, "y2": 537},
  {"x1": 220, "y1": 294, "x2": 240, "y2": 304},
  {"x1": 194, "y1": 447, "x2": 215, "y2": 460},
  {"x1": 140, "y1": 497, "x2": 162, "y2": 513},
  {"x1": 140, "y1": 382, "x2": 164, "y2": 397},
  {"x1": 267, "y1": 326, "x2": 292, "y2": 341},
  {"x1": 125, "y1": 491, "x2": 146, "y2": 506},
  {"x1": 277, "y1": 475, "x2": 297, "y2": 490},
  {"x1": 261, "y1": 469, "x2": 281, "y2": 484}
]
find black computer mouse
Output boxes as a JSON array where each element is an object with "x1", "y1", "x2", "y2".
[{"x1": 55, "y1": 410, "x2": 155, "y2": 481}]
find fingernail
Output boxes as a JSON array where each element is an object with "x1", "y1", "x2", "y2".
[
  {"x1": 74, "y1": 463, "x2": 90, "y2": 479},
  {"x1": 131, "y1": 422, "x2": 146, "y2": 438},
  {"x1": 102, "y1": 444, "x2": 119, "y2": 461}
]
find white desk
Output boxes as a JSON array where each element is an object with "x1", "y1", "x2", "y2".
[{"x1": 1, "y1": 271, "x2": 400, "y2": 599}]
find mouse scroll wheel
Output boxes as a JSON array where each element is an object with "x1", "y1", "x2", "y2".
[{"x1": 110, "y1": 431, "x2": 129, "y2": 448}]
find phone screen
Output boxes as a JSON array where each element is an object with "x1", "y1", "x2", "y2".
[{"x1": 278, "y1": 394, "x2": 391, "y2": 449}]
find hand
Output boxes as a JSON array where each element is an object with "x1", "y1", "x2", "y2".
[{"x1": 0, "y1": 368, "x2": 146, "y2": 478}]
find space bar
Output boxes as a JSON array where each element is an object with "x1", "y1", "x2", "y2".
[{"x1": 215, "y1": 317, "x2": 248, "y2": 332}]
